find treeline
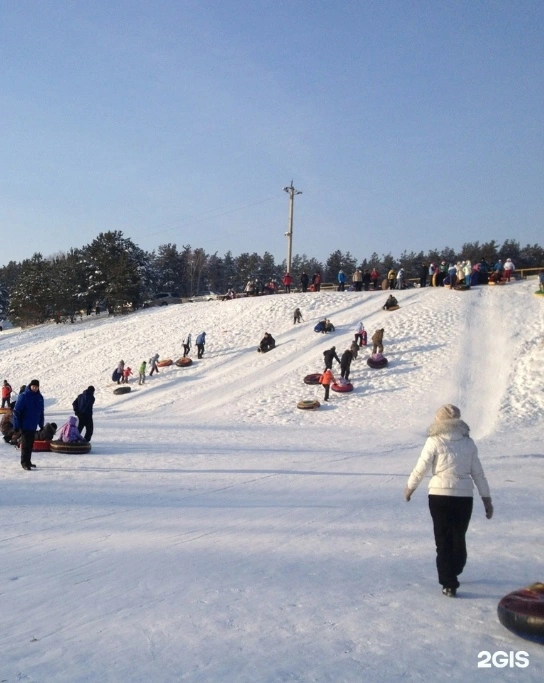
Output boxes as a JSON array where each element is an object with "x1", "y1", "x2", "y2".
[{"x1": 0, "y1": 231, "x2": 542, "y2": 327}]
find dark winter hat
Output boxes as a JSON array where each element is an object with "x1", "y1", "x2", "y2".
[
  {"x1": 51, "y1": 422, "x2": 58, "y2": 431},
  {"x1": 29, "y1": 379, "x2": 40, "y2": 387},
  {"x1": 435, "y1": 404, "x2": 461, "y2": 422},
  {"x1": 87, "y1": 386, "x2": 95, "y2": 393}
]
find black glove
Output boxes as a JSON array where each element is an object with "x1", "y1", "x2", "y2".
[{"x1": 482, "y1": 497, "x2": 494, "y2": 519}]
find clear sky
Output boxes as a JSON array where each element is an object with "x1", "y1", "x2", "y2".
[{"x1": 1, "y1": 0, "x2": 543, "y2": 267}]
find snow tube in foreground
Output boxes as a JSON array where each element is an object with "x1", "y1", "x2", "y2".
[
  {"x1": 332, "y1": 382, "x2": 353, "y2": 393},
  {"x1": 297, "y1": 399, "x2": 320, "y2": 410},
  {"x1": 113, "y1": 386, "x2": 131, "y2": 395},
  {"x1": 304, "y1": 373, "x2": 322, "y2": 385},
  {"x1": 367, "y1": 354, "x2": 388, "y2": 369},
  {"x1": 497, "y1": 582, "x2": 544, "y2": 644},
  {"x1": 32, "y1": 440, "x2": 51, "y2": 452},
  {"x1": 157, "y1": 359, "x2": 173, "y2": 367},
  {"x1": 49, "y1": 440, "x2": 92, "y2": 454},
  {"x1": 175, "y1": 357, "x2": 193, "y2": 367},
  {"x1": 0, "y1": 407, "x2": 10, "y2": 415}
]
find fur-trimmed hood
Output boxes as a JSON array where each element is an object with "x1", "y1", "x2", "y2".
[{"x1": 427, "y1": 419, "x2": 470, "y2": 439}]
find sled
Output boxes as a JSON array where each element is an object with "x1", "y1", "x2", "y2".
[
  {"x1": 498, "y1": 583, "x2": 544, "y2": 644},
  {"x1": 332, "y1": 382, "x2": 353, "y2": 393},
  {"x1": 297, "y1": 399, "x2": 320, "y2": 410},
  {"x1": 113, "y1": 386, "x2": 131, "y2": 395},
  {"x1": 49, "y1": 440, "x2": 92, "y2": 454},
  {"x1": 367, "y1": 354, "x2": 388, "y2": 369}
]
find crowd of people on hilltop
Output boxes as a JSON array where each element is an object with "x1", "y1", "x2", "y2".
[{"x1": 230, "y1": 253, "x2": 521, "y2": 298}]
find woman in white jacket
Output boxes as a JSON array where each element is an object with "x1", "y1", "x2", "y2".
[{"x1": 404, "y1": 404, "x2": 493, "y2": 597}]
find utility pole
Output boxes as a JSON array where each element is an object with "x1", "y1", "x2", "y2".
[{"x1": 283, "y1": 181, "x2": 302, "y2": 275}]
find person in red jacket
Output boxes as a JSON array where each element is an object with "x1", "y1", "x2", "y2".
[
  {"x1": 282, "y1": 272, "x2": 293, "y2": 293},
  {"x1": 1, "y1": 379, "x2": 12, "y2": 409},
  {"x1": 319, "y1": 368, "x2": 336, "y2": 402}
]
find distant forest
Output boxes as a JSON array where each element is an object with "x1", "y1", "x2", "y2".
[{"x1": 0, "y1": 231, "x2": 542, "y2": 327}]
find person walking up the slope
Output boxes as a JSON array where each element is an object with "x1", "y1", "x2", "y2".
[
  {"x1": 340, "y1": 349, "x2": 353, "y2": 381},
  {"x1": 149, "y1": 353, "x2": 160, "y2": 376},
  {"x1": 323, "y1": 346, "x2": 341, "y2": 370},
  {"x1": 183, "y1": 333, "x2": 192, "y2": 358},
  {"x1": 371, "y1": 329, "x2": 385, "y2": 355},
  {"x1": 404, "y1": 404, "x2": 493, "y2": 597},
  {"x1": 196, "y1": 332, "x2": 206, "y2": 359},
  {"x1": 293, "y1": 308, "x2": 303, "y2": 324},
  {"x1": 319, "y1": 368, "x2": 336, "y2": 402},
  {"x1": 138, "y1": 361, "x2": 147, "y2": 385},
  {"x1": 354, "y1": 321, "x2": 366, "y2": 347},
  {"x1": 13, "y1": 379, "x2": 44, "y2": 471}
]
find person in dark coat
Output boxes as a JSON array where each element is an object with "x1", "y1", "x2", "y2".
[
  {"x1": 258, "y1": 333, "x2": 276, "y2": 353},
  {"x1": 35, "y1": 422, "x2": 57, "y2": 441},
  {"x1": 300, "y1": 271, "x2": 309, "y2": 293},
  {"x1": 419, "y1": 263, "x2": 428, "y2": 288},
  {"x1": 13, "y1": 379, "x2": 44, "y2": 470},
  {"x1": 72, "y1": 386, "x2": 95, "y2": 442},
  {"x1": 196, "y1": 332, "x2": 206, "y2": 359},
  {"x1": 323, "y1": 346, "x2": 340, "y2": 370},
  {"x1": 340, "y1": 349, "x2": 353, "y2": 380}
]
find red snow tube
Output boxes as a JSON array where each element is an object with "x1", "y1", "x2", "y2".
[
  {"x1": 175, "y1": 357, "x2": 193, "y2": 367},
  {"x1": 332, "y1": 382, "x2": 353, "y2": 392},
  {"x1": 304, "y1": 373, "x2": 322, "y2": 385},
  {"x1": 32, "y1": 440, "x2": 51, "y2": 452},
  {"x1": 49, "y1": 440, "x2": 92, "y2": 454},
  {"x1": 367, "y1": 354, "x2": 388, "y2": 369},
  {"x1": 498, "y1": 583, "x2": 544, "y2": 644},
  {"x1": 157, "y1": 359, "x2": 173, "y2": 367},
  {"x1": 16, "y1": 440, "x2": 51, "y2": 452}
]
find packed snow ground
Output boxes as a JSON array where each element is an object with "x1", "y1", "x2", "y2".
[{"x1": 1, "y1": 281, "x2": 543, "y2": 682}]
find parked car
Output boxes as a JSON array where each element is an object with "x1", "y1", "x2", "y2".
[
  {"x1": 186, "y1": 291, "x2": 221, "y2": 302},
  {"x1": 143, "y1": 292, "x2": 183, "y2": 308}
]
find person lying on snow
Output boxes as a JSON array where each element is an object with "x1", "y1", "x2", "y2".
[
  {"x1": 57, "y1": 416, "x2": 86, "y2": 443},
  {"x1": 258, "y1": 333, "x2": 276, "y2": 353}
]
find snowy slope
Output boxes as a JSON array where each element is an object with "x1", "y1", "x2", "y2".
[{"x1": 1, "y1": 281, "x2": 543, "y2": 682}]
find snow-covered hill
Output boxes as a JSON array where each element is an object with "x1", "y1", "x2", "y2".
[{"x1": 1, "y1": 281, "x2": 543, "y2": 681}]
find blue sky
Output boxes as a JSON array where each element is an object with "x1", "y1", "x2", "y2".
[{"x1": 1, "y1": 0, "x2": 543, "y2": 267}]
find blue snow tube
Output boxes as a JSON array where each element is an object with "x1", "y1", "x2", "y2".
[{"x1": 314, "y1": 322, "x2": 325, "y2": 333}]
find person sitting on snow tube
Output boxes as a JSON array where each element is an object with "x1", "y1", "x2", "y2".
[
  {"x1": 314, "y1": 320, "x2": 326, "y2": 333},
  {"x1": 258, "y1": 332, "x2": 276, "y2": 353},
  {"x1": 57, "y1": 416, "x2": 86, "y2": 443},
  {"x1": 383, "y1": 295, "x2": 398, "y2": 310},
  {"x1": 36, "y1": 422, "x2": 57, "y2": 441},
  {"x1": 324, "y1": 319, "x2": 335, "y2": 333}
]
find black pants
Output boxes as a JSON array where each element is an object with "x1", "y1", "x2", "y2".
[
  {"x1": 150, "y1": 364, "x2": 159, "y2": 375},
  {"x1": 340, "y1": 365, "x2": 350, "y2": 380},
  {"x1": 1, "y1": 398, "x2": 9, "y2": 408},
  {"x1": 183, "y1": 344, "x2": 190, "y2": 357},
  {"x1": 78, "y1": 415, "x2": 94, "y2": 442},
  {"x1": 197, "y1": 344, "x2": 204, "y2": 359},
  {"x1": 428, "y1": 495, "x2": 473, "y2": 589},
  {"x1": 323, "y1": 384, "x2": 330, "y2": 401},
  {"x1": 20, "y1": 429, "x2": 36, "y2": 468}
]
